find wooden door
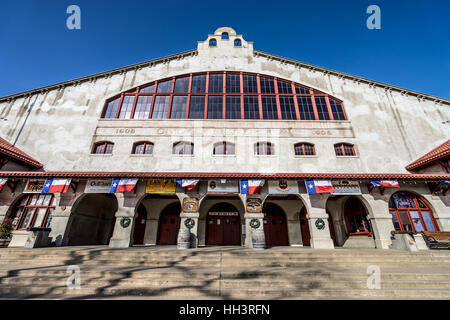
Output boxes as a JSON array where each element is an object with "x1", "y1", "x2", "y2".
[
  {"x1": 206, "y1": 214, "x2": 240, "y2": 245},
  {"x1": 263, "y1": 203, "x2": 289, "y2": 246},
  {"x1": 299, "y1": 207, "x2": 311, "y2": 246},
  {"x1": 133, "y1": 204, "x2": 147, "y2": 245},
  {"x1": 157, "y1": 203, "x2": 180, "y2": 245}
]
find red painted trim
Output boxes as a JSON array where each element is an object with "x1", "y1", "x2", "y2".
[
  {"x1": 222, "y1": 72, "x2": 226, "y2": 119},
  {"x1": 273, "y1": 78, "x2": 282, "y2": 120},
  {"x1": 257, "y1": 74, "x2": 263, "y2": 120},
  {"x1": 185, "y1": 74, "x2": 192, "y2": 118},
  {"x1": 240, "y1": 72, "x2": 244, "y2": 119},
  {"x1": 204, "y1": 73, "x2": 209, "y2": 120},
  {"x1": 310, "y1": 89, "x2": 319, "y2": 120},
  {"x1": 325, "y1": 96, "x2": 334, "y2": 121},
  {"x1": 291, "y1": 82, "x2": 300, "y2": 120}
]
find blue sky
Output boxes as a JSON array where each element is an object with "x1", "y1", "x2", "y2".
[{"x1": 0, "y1": 0, "x2": 449, "y2": 98}]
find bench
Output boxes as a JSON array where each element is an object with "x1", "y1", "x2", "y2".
[{"x1": 422, "y1": 231, "x2": 450, "y2": 250}]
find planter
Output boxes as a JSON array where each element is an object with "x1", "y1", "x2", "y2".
[
  {"x1": 177, "y1": 228, "x2": 190, "y2": 250},
  {"x1": 251, "y1": 228, "x2": 265, "y2": 250}
]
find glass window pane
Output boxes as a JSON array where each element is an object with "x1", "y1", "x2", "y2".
[
  {"x1": 191, "y1": 75, "x2": 206, "y2": 93},
  {"x1": 243, "y1": 75, "x2": 257, "y2": 93},
  {"x1": 144, "y1": 143, "x2": 153, "y2": 154},
  {"x1": 208, "y1": 74, "x2": 223, "y2": 93},
  {"x1": 226, "y1": 143, "x2": 235, "y2": 155},
  {"x1": 348, "y1": 216, "x2": 357, "y2": 233},
  {"x1": 421, "y1": 211, "x2": 436, "y2": 231},
  {"x1": 314, "y1": 96, "x2": 330, "y2": 120},
  {"x1": 152, "y1": 96, "x2": 170, "y2": 119},
  {"x1": 329, "y1": 99, "x2": 345, "y2": 120},
  {"x1": 399, "y1": 211, "x2": 413, "y2": 231},
  {"x1": 21, "y1": 209, "x2": 35, "y2": 229},
  {"x1": 105, "y1": 143, "x2": 113, "y2": 154},
  {"x1": 343, "y1": 144, "x2": 355, "y2": 156},
  {"x1": 174, "y1": 77, "x2": 190, "y2": 93},
  {"x1": 29, "y1": 195, "x2": 38, "y2": 206},
  {"x1": 277, "y1": 80, "x2": 292, "y2": 94},
  {"x1": 139, "y1": 84, "x2": 154, "y2": 93},
  {"x1": 133, "y1": 96, "x2": 152, "y2": 119},
  {"x1": 279, "y1": 96, "x2": 296, "y2": 120},
  {"x1": 410, "y1": 211, "x2": 424, "y2": 232},
  {"x1": 334, "y1": 144, "x2": 344, "y2": 156},
  {"x1": 243, "y1": 96, "x2": 259, "y2": 119},
  {"x1": 297, "y1": 96, "x2": 315, "y2": 120},
  {"x1": 156, "y1": 80, "x2": 173, "y2": 93},
  {"x1": 260, "y1": 76, "x2": 275, "y2": 94},
  {"x1": 390, "y1": 211, "x2": 401, "y2": 231},
  {"x1": 32, "y1": 208, "x2": 47, "y2": 228},
  {"x1": 134, "y1": 144, "x2": 144, "y2": 154},
  {"x1": 12, "y1": 208, "x2": 24, "y2": 228},
  {"x1": 188, "y1": 96, "x2": 205, "y2": 119},
  {"x1": 207, "y1": 96, "x2": 223, "y2": 119},
  {"x1": 42, "y1": 195, "x2": 52, "y2": 206},
  {"x1": 226, "y1": 74, "x2": 240, "y2": 93},
  {"x1": 118, "y1": 96, "x2": 135, "y2": 119},
  {"x1": 225, "y1": 96, "x2": 241, "y2": 119},
  {"x1": 19, "y1": 197, "x2": 28, "y2": 206},
  {"x1": 362, "y1": 215, "x2": 371, "y2": 232},
  {"x1": 261, "y1": 96, "x2": 278, "y2": 120},
  {"x1": 171, "y1": 96, "x2": 188, "y2": 119},
  {"x1": 214, "y1": 143, "x2": 224, "y2": 155},
  {"x1": 295, "y1": 85, "x2": 309, "y2": 94},
  {"x1": 45, "y1": 208, "x2": 54, "y2": 228},
  {"x1": 103, "y1": 98, "x2": 120, "y2": 118}
]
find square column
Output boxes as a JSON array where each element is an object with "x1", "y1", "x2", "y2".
[
  {"x1": 241, "y1": 194, "x2": 265, "y2": 248},
  {"x1": 302, "y1": 193, "x2": 334, "y2": 249},
  {"x1": 361, "y1": 194, "x2": 393, "y2": 249},
  {"x1": 178, "y1": 195, "x2": 200, "y2": 248},
  {"x1": 109, "y1": 193, "x2": 138, "y2": 248}
]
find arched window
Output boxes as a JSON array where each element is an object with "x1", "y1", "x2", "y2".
[
  {"x1": 334, "y1": 143, "x2": 355, "y2": 156},
  {"x1": 389, "y1": 192, "x2": 439, "y2": 232},
  {"x1": 255, "y1": 142, "x2": 273, "y2": 155},
  {"x1": 234, "y1": 39, "x2": 242, "y2": 46},
  {"x1": 9, "y1": 194, "x2": 56, "y2": 230},
  {"x1": 213, "y1": 142, "x2": 235, "y2": 155},
  {"x1": 92, "y1": 141, "x2": 114, "y2": 154},
  {"x1": 209, "y1": 39, "x2": 217, "y2": 47},
  {"x1": 294, "y1": 143, "x2": 315, "y2": 156},
  {"x1": 221, "y1": 32, "x2": 229, "y2": 39},
  {"x1": 101, "y1": 71, "x2": 347, "y2": 121},
  {"x1": 132, "y1": 141, "x2": 154, "y2": 155},
  {"x1": 344, "y1": 198, "x2": 371, "y2": 235},
  {"x1": 173, "y1": 142, "x2": 194, "y2": 155}
]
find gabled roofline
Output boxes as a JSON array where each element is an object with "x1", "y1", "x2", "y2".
[
  {"x1": 254, "y1": 50, "x2": 450, "y2": 106},
  {"x1": 406, "y1": 139, "x2": 450, "y2": 171},
  {"x1": 1, "y1": 48, "x2": 449, "y2": 106}
]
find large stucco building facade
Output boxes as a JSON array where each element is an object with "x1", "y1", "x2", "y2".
[{"x1": 0, "y1": 27, "x2": 449, "y2": 250}]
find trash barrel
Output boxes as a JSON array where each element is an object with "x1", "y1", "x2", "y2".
[
  {"x1": 177, "y1": 228, "x2": 191, "y2": 250},
  {"x1": 252, "y1": 228, "x2": 265, "y2": 250}
]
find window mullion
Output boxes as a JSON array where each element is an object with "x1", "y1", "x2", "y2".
[
  {"x1": 274, "y1": 78, "x2": 282, "y2": 120},
  {"x1": 205, "y1": 73, "x2": 209, "y2": 120},
  {"x1": 114, "y1": 95, "x2": 125, "y2": 119},
  {"x1": 257, "y1": 74, "x2": 263, "y2": 120},
  {"x1": 222, "y1": 72, "x2": 226, "y2": 119},
  {"x1": 325, "y1": 96, "x2": 334, "y2": 121},
  {"x1": 185, "y1": 74, "x2": 192, "y2": 119},
  {"x1": 291, "y1": 82, "x2": 300, "y2": 120},
  {"x1": 167, "y1": 77, "x2": 175, "y2": 119},
  {"x1": 149, "y1": 81, "x2": 157, "y2": 119},
  {"x1": 240, "y1": 73, "x2": 244, "y2": 119}
]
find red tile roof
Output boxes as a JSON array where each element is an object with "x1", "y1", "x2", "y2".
[
  {"x1": 0, "y1": 171, "x2": 448, "y2": 181},
  {"x1": 406, "y1": 140, "x2": 450, "y2": 171},
  {"x1": 0, "y1": 137, "x2": 43, "y2": 169}
]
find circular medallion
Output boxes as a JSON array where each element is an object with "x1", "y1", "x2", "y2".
[
  {"x1": 184, "y1": 218, "x2": 195, "y2": 229},
  {"x1": 315, "y1": 218, "x2": 325, "y2": 230},
  {"x1": 249, "y1": 218, "x2": 260, "y2": 229},
  {"x1": 120, "y1": 217, "x2": 131, "y2": 228}
]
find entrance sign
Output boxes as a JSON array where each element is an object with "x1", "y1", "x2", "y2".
[
  {"x1": 332, "y1": 180, "x2": 362, "y2": 195},
  {"x1": 208, "y1": 212, "x2": 239, "y2": 216},
  {"x1": 24, "y1": 180, "x2": 46, "y2": 193},
  {"x1": 84, "y1": 179, "x2": 113, "y2": 193},
  {"x1": 145, "y1": 179, "x2": 176, "y2": 193},
  {"x1": 207, "y1": 180, "x2": 239, "y2": 194},
  {"x1": 268, "y1": 180, "x2": 299, "y2": 194}
]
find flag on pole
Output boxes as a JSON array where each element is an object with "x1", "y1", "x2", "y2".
[
  {"x1": 41, "y1": 178, "x2": 72, "y2": 193},
  {"x1": 305, "y1": 180, "x2": 334, "y2": 194},
  {"x1": 110, "y1": 179, "x2": 138, "y2": 193},
  {"x1": 371, "y1": 180, "x2": 400, "y2": 188},
  {"x1": 176, "y1": 179, "x2": 199, "y2": 191},
  {"x1": 0, "y1": 178, "x2": 7, "y2": 192},
  {"x1": 240, "y1": 180, "x2": 265, "y2": 194}
]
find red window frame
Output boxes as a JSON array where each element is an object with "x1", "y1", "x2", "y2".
[
  {"x1": 389, "y1": 192, "x2": 439, "y2": 233},
  {"x1": 213, "y1": 142, "x2": 235, "y2": 155},
  {"x1": 132, "y1": 141, "x2": 154, "y2": 155},
  {"x1": 334, "y1": 143, "x2": 355, "y2": 156},
  {"x1": 101, "y1": 72, "x2": 347, "y2": 122},
  {"x1": 10, "y1": 194, "x2": 56, "y2": 231},
  {"x1": 344, "y1": 198, "x2": 372, "y2": 236},
  {"x1": 255, "y1": 142, "x2": 273, "y2": 155},
  {"x1": 92, "y1": 141, "x2": 114, "y2": 154},
  {"x1": 173, "y1": 141, "x2": 194, "y2": 155},
  {"x1": 294, "y1": 143, "x2": 315, "y2": 156}
]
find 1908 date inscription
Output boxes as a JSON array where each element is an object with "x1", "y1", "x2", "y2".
[{"x1": 115, "y1": 128, "x2": 135, "y2": 134}]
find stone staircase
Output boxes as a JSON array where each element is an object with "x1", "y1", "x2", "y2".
[{"x1": 0, "y1": 246, "x2": 449, "y2": 299}]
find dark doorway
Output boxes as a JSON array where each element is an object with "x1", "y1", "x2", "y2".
[
  {"x1": 263, "y1": 203, "x2": 289, "y2": 246},
  {"x1": 206, "y1": 203, "x2": 241, "y2": 245},
  {"x1": 299, "y1": 207, "x2": 310, "y2": 247},
  {"x1": 157, "y1": 202, "x2": 181, "y2": 245},
  {"x1": 327, "y1": 212, "x2": 337, "y2": 246},
  {"x1": 133, "y1": 204, "x2": 147, "y2": 245}
]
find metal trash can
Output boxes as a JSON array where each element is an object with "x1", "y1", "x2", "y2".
[
  {"x1": 252, "y1": 229, "x2": 265, "y2": 250},
  {"x1": 177, "y1": 228, "x2": 190, "y2": 250}
]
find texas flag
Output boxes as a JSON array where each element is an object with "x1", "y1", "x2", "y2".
[
  {"x1": 41, "y1": 178, "x2": 72, "y2": 193},
  {"x1": 240, "y1": 180, "x2": 265, "y2": 194},
  {"x1": 110, "y1": 179, "x2": 138, "y2": 193},
  {"x1": 371, "y1": 180, "x2": 400, "y2": 188},
  {"x1": 176, "y1": 179, "x2": 199, "y2": 191},
  {"x1": 305, "y1": 180, "x2": 334, "y2": 194},
  {"x1": 0, "y1": 178, "x2": 7, "y2": 192}
]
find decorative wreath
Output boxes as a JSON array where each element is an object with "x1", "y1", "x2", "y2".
[
  {"x1": 315, "y1": 218, "x2": 325, "y2": 230},
  {"x1": 120, "y1": 217, "x2": 131, "y2": 228},
  {"x1": 249, "y1": 219, "x2": 260, "y2": 229},
  {"x1": 184, "y1": 218, "x2": 195, "y2": 229}
]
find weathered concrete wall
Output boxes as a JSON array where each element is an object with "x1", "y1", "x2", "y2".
[{"x1": 0, "y1": 27, "x2": 448, "y2": 174}]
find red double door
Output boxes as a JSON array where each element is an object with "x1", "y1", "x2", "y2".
[
  {"x1": 206, "y1": 213, "x2": 241, "y2": 245},
  {"x1": 133, "y1": 204, "x2": 147, "y2": 245},
  {"x1": 263, "y1": 203, "x2": 289, "y2": 246},
  {"x1": 157, "y1": 203, "x2": 181, "y2": 245}
]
